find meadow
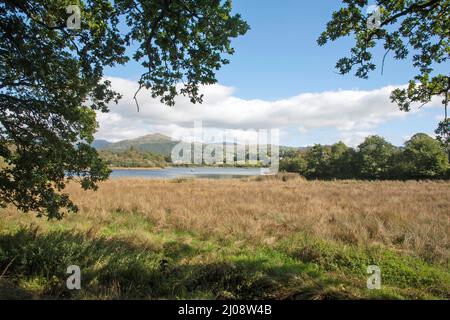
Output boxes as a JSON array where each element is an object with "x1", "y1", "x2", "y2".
[{"x1": 0, "y1": 175, "x2": 449, "y2": 299}]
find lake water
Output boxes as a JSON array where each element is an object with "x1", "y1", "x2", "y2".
[{"x1": 110, "y1": 167, "x2": 271, "y2": 179}]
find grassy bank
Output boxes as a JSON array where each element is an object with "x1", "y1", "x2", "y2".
[{"x1": 0, "y1": 177, "x2": 449, "y2": 299}]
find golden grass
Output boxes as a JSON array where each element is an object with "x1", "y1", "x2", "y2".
[{"x1": 2, "y1": 176, "x2": 448, "y2": 264}]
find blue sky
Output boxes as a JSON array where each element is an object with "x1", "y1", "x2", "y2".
[{"x1": 100, "y1": 1, "x2": 447, "y2": 147}]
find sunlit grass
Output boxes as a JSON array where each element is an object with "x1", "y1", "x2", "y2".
[{"x1": 0, "y1": 177, "x2": 449, "y2": 299}]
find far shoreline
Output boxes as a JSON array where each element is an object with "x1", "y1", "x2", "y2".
[
  {"x1": 109, "y1": 166, "x2": 165, "y2": 171},
  {"x1": 109, "y1": 166, "x2": 270, "y2": 170}
]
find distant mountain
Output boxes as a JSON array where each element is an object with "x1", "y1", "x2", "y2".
[
  {"x1": 94, "y1": 133, "x2": 297, "y2": 160},
  {"x1": 99, "y1": 133, "x2": 180, "y2": 156},
  {"x1": 92, "y1": 139, "x2": 112, "y2": 149}
]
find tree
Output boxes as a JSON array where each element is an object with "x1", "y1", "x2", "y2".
[
  {"x1": 319, "y1": 0, "x2": 450, "y2": 160},
  {"x1": 329, "y1": 141, "x2": 356, "y2": 179},
  {"x1": 435, "y1": 118, "x2": 450, "y2": 161},
  {"x1": 304, "y1": 143, "x2": 356, "y2": 179},
  {"x1": 356, "y1": 135, "x2": 397, "y2": 179},
  {"x1": 402, "y1": 133, "x2": 448, "y2": 178},
  {"x1": 280, "y1": 153, "x2": 307, "y2": 174},
  {"x1": 304, "y1": 145, "x2": 333, "y2": 179},
  {"x1": 0, "y1": 0, "x2": 249, "y2": 219}
]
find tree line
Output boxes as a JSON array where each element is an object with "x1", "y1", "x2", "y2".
[
  {"x1": 99, "y1": 147, "x2": 168, "y2": 168},
  {"x1": 280, "y1": 133, "x2": 449, "y2": 180}
]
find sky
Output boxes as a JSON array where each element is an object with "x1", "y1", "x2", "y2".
[{"x1": 98, "y1": 0, "x2": 448, "y2": 147}]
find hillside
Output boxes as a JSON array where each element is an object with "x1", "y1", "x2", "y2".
[
  {"x1": 94, "y1": 133, "x2": 291, "y2": 165},
  {"x1": 96, "y1": 134, "x2": 180, "y2": 157},
  {"x1": 92, "y1": 139, "x2": 112, "y2": 149},
  {"x1": 99, "y1": 148, "x2": 168, "y2": 168}
]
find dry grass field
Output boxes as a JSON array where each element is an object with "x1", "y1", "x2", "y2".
[{"x1": 0, "y1": 176, "x2": 449, "y2": 299}]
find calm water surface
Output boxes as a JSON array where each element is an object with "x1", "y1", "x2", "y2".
[{"x1": 110, "y1": 167, "x2": 271, "y2": 179}]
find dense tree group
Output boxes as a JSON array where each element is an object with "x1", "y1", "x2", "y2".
[
  {"x1": 280, "y1": 133, "x2": 449, "y2": 180},
  {"x1": 99, "y1": 147, "x2": 168, "y2": 168}
]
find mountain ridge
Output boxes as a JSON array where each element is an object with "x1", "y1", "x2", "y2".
[
  {"x1": 93, "y1": 133, "x2": 301, "y2": 157},
  {"x1": 95, "y1": 133, "x2": 179, "y2": 156}
]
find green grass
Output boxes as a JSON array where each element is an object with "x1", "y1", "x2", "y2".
[{"x1": 0, "y1": 210, "x2": 448, "y2": 300}]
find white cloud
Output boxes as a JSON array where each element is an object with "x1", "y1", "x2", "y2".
[
  {"x1": 95, "y1": 77, "x2": 434, "y2": 145},
  {"x1": 339, "y1": 131, "x2": 374, "y2": 147}
]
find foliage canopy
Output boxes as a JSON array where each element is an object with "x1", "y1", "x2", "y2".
[
  {"x1": 0, "y1": 0, "x2": 248, "y2": 218},
  {"x1": 319, "y1": 0, "x2": 449, "y2": 154}
]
